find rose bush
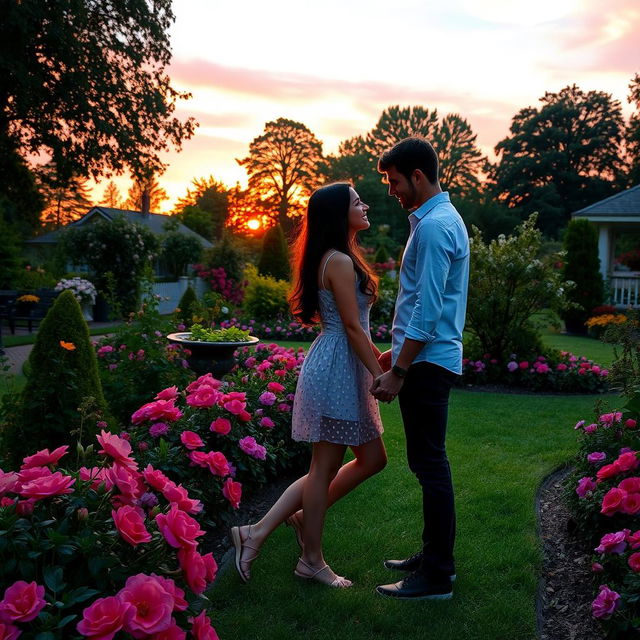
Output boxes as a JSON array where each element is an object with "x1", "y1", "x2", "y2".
[
  {"x1": 0, "y1": 431, "x2": 220, "y2": 639},
  {"x1": 125, "y1": 342, "x2": 310, "y2": 529}
]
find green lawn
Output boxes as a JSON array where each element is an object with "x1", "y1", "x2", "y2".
[{"x1": 209, "y1": 391, "x2": 601, "y2": 639}]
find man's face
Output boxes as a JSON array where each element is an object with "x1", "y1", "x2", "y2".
[{"x1": 382, "y1": 166, "x2": 418, "y2": 211}]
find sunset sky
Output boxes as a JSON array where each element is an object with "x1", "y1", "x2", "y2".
[{"x1": 95, "y1": 0, "x2": 640, "y2": 212}]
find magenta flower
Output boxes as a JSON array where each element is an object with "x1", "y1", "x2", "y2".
[
  {"x1": 576, "y1": 477, "x2": 596, "y2": 498},
  {"x1": 258, "y1": 391, "x2": 276, "y2": 406},
  {"x1": 180, "y1": 431, "x2": 204, "y2": 450},
  {"x1": 149, "y1": 422, "x2": 170, "y2": 438},
  {"x1": 591, "y1": 585, "x2": 620, "y2": 620},
  {"x1": 587, "y1": 452, "x2": 606, "y2": 464},
  {"x1": 239, "y1": 436, "x2": 267, "y2": 460},
  {"x1": 595, "y1": 530, "x2": 629, "y2": 555}
]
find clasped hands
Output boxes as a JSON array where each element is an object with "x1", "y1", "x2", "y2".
[{"x1": 370, "y1": 350, "x2": 404, "y2": 403}]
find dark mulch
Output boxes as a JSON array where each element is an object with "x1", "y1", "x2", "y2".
[{"x1": 537, "y1": 467, "x2": 606, "y2": 640}]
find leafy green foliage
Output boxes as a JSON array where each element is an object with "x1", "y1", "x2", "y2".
[
  {"x1": 242, "y1": 265, "x2": 290, "y2": 322},
  {"x1": 1, "y1": 291, "x2": 109, "y2": 466},
  {"x1": 466, "y1": 214, "x2": 573, "y2": 361},
  {"x1": 176, "y1": 286, "x2": 202, "y2": 326},
  {"x1": 187, "y1": 325, "x2": 251, "y2": 342},
  {"x1": 561, "y1": 219, "x2": 604, "y2": 333},
  {"x1": 160, "y1": 231, "x2": 203, "y2": 279},
  {"x1": 257, "y1": 223, "x2": 290, "y2": 281}
]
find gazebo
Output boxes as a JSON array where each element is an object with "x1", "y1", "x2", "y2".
[{"x1": 572, "y1": 184, "x2": 640, "y2": 308}]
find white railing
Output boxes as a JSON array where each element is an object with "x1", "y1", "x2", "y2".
[
  {"x1": 150, "y1": 277, "x2": 207, "y2": 315},
  {"x1": 610, "y1": 274, "x2": 640, "y2": 308}
]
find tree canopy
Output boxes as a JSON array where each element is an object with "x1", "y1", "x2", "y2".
[
  {"x1": 491, "y1": 85, "x2": 626, "y2": 237},
  {"x1": 0, "y1": 0, "x2": 196, "y2": 227},
  {"x1": 627, "y1": 73, "x2": 640, "y2": 185},
  {"x1": 237, "y1": 118, "x2": 324, "y2": 232}
]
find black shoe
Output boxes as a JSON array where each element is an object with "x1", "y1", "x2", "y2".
[
  {"x1": 383, "y1": 553, "x2": 456, "y2": 582},
  {"x1": 375, "y1": 571, "x2": 453, "y2": 601}
]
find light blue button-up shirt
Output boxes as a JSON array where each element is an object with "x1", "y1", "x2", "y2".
[{"x1": 391, "y1": 192, "x2": 469, "y2": 375}]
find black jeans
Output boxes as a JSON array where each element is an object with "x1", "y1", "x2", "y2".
[{"x1": 398, "y1": 361, "x2": 458, "y2": 581}]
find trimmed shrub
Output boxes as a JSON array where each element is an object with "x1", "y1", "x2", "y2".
[
  {"x1": 257, "y1": 223, "x2": 290, "y2": 281},
  {"x1": 243, "y1": 264, "x2": 290, "y2": 322},
  {"x1": 373, "y1": 244, "x2": 390, "y2": 264},
  {"x1": 561, "y1": 219, "x2": 604, "y2": 334},
  {"x1": 2, "y1": 291, "x2": 109, "y2": 466},
  {"x1": 176, "y1": 285, "x2": 202, "y2": 325}
]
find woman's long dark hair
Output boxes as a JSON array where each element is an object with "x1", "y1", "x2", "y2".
[{"x1": 288, "y1": 182, "x2": 378, "y2": 326}]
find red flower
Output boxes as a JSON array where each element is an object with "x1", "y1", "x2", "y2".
[{"x1": 601, "y1": 488, "x2": 627, "y2": 516}]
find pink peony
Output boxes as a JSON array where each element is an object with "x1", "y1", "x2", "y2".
[
  {"x1": 584, "y1": 424, "x2": 598, "y2": 434},
  {"x1": 601, "y1": 488, "x2": 627, "y2": 516},
  {"x1": 591, "y1": 584, "x2": 620, "y2": 620},
  {"x1": 155, "y1": 505, "x2": 205, "y2": 549},
  {"x1": 112, "y1": 505, "x2": 152, "y2": 546},
  {"x1": 118, "y1": 574, "x2": 174, "y2": 636},
  {"x1": 238, "y1": 436, "x2": 267, "y2": 460},
  {"x1": 0, "y1": 580, "x2": 46, "y2": 622},
  {"x1": 189, "y1": 610, "x2": 220, "y2": 640},
  {"x1": 260, "y1": 417, "x2": 275, "y2": 428},
  {"x1": 21, "y1": 445, "x2": 69, "y2": 469},
  {"x1": 155, "y1": 386, "x2": 179, "y2": 401},
  {"x1": 576, "y1": 477, "x2": 596, "y2": 498},
  {"x1": 258, "y1": 391, "x2": 276, "y2": 406},
  {"x1": 76, "y1": 596, "x2": 134, "y2": 640},
  {"x1": 625, "y1": 419, "x2": 637, "y2": 429},
  {"x1": 267, "y1": 381, "x2": 285, "y2": 393},
  {"x1": 19, "y1": 472, "x2": 75, "y2": 500},
  {"x1": 587, "y1": 452, "x2": 606, "y2": 464},
  {"x1": 222, "y1": 477, "x2": 242, "y2": 509},
  {"x1": 210, "y1": 417, "x2": 231, "y2": 435},
  {"x1": 629, "y1": 553, "x2": 640, "y2": 572},
  {"x1": 595, "y1": 530, "x2": 629, "y2": 554},
  {"x1": 180, "y1": 431, "x2": 204, "y2": 450}
]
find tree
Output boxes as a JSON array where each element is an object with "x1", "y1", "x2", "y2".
[
  {"x1": 237, "y1": 118, "x2": 324, "y2": 232},
  {"x1": 37, "y1": 164, "x2": 93, "y2": 229},
  {"x1": 174, "y1": 176, "x2": 229, "y2": 240},
  {"x1": 125, "y1": 174, "x2": 168, "y2": 212},
  {"x1": 627, "y1": 73, "x2": 640, "y2": 185},
  {"x1": 161, "y1": 232, "x2": 203, "y2": 279},
  {"x1": 101, "y1": 181, "x2": 124, "y2": 208},
  {"x1": 491, "y1": 85, "x2": 626, "y2": 237},
  {"x1": 177, "y1": 206, "x2": 214, "y2": 241},
  {"x1": 0, "y1": 0, "x2": 196, "y2": 190},
  {"x1": 0, "y1": 207, "x2": 22, "y2": 287},
  {"x1": 561, "y1": 219, "x2": 604, "y2": 334}
]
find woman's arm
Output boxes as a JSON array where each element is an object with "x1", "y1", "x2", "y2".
[{"x1": 325, "y1": 253, "x2": 383, "y2": 378}]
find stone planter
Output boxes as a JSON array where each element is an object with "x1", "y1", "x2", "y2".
[{"x1": 166, "y1": 332, "x2": 260, "y2": 377}]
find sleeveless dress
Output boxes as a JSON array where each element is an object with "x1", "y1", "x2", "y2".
[{"x1": 291, "y1": 254, "x2": 384, "y2": 446}]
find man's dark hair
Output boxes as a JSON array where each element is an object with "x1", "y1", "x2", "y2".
[{"x1": 377, "y1": 136, "x2": 439, "y2": 184}]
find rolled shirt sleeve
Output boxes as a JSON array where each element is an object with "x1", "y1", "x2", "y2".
[{"x1": 404, "y1": 219, "x2": 453, "y2": 344}]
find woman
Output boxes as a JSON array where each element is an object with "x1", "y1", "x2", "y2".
[{"x1": 231, "y1": 183, "x2": 387, "y2": 588}]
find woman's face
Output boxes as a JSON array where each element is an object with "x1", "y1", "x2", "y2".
[{"x1": 347, "y1": 187, "x2": 370, "y2": 232}]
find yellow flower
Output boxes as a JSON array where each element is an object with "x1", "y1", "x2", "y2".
[
  {"x1": 17, "y1": 294, "x2": 40, "y2": 303},
  {"x1": 60, "y1": 341, "x2": 76, "y2": 351}
]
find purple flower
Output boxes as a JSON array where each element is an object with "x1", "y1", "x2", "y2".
[
  {"x1": 149, "y1": 422, "x2": 169, "y2": 438},
  {"x1": 591, "y1": 585, "x2": 620, "y2": 619},
  {"x1": 574, "y1": 420, "x2": 585, "y2": 430},
  {"x1": 259, "y1": 391, "x2": 276, "y2": 406},
  {"x1": 138, "y1": 491, "x2": 159, "y2": 509},
  {"x1": 576, "y1": 477, "x2": 596, "y2": 498},
  {"x1": 595, "y1": 531, "x2": 628, "y2": 555},
  {"x1": 587, "y1": 452, "x2": 606, "y2": 464}
]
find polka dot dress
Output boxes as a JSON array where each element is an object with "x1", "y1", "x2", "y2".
[{"x1": 291, "y1": 285, "x2": 384, "y2": 446}]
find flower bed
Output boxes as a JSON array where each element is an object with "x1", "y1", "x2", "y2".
[
  {"x1": 125, "y1": 342, "x2": 309, "y2": 529},
  {"x1": 461, "y1": 351, "x2": 609, "y2": 393},
  {"x1": 566, "y1": 404, "x2": 640, "y2": 636},
  {"x1": 0, "y1": 433, "x2": 220, "y2": 639}
]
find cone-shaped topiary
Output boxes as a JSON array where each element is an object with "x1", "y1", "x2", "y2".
[
  {"x1": 561, "y1": 219, "x2": 605, "y2": 334},
  {"x1": 176, "y1": 285, "x2": 201, "y2": 325},
  {"x1": 2, "y1": 290, "x2": 110, "y2": 466},
  {"x1": 258, "y1": 223, "x2": 290, "y2": 281},
  {"x1": 373, "y1": 244, "x2": 390, "y2": 264}
]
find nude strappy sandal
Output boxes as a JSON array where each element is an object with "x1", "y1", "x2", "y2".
[
  {"x1": 294, "y1": 557, "x2": 352, "y2": 588},
  {"x1": 230, "y1": 525, "x2": 260, "y2": 583}
]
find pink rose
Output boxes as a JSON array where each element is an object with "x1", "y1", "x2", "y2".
[
  {"x1": 150, "y1": 575, "x2": 187, "y2": 612},
  {"x1": 625, "y1": 419, "x2": 637, "y2": 429},
  {"x1": 155, "y1": 386, "x2": 179, "y2": 401},
  {"x1": 629, "y1": 552, "x2": 640, "y2": 572},
  {"x1": 601, "y1": 488, "x2": 627, "y2": 516},
  {"x1": 112, "y1": 505, "x2": 152, "y2": 546},
  {"x1": 258, "y1": 391, "x2": 276, "y2": 406},
  {"x1": 0, "y1": 472, "x2": 19, "y2": 497},
  {"x1": 628, "y1": 530, "x2": 640, "y2": 549},
  {"x1": 105, "y1": 464, "x2": 143, "y2": 504},
  {"x1": 162, "y1": 484, "x2": 202, "y2": 515},
  {"x1": 19, "y1": 472, "x2": 75, "y2": 500},
  {"x1": 518, "y1": 361, "x2": 529, "y2": 370},
  {"x1": 0, "y1": 622, "x2": 20, "y2": 640},
  {"x1": 131, "y1": 400, "x2": 183, "y2": 424},
  {"x1": 76, "y1": 596, "x2": 134, "y2": 640},
  {"x1": 591, "y1": 584, "x2": 620, "y2": 619},
  {"x1": 0, "y1": 580, "x2": 46, "y2": 622},
  {"x1": 597, "y1": 464, "x2": 621, "y2": 482},
  {"x1": 189, "y1": 610, "x2": 220, "y2": 640},
  {"x1": 97, "y1": 430, "x2": 135, "y2": 465},
  {"x1": 584, "y1": 424, "x2": 598, "y2": 434},
  {"x1": 615, "y1": 451, "x2": 639, "y2": 472},
  {"x1": 150, "y1": 621, "x2": 186, "y2": 639},
  {"x1": 587, "y1": 452, "x2": 606, "y2": 464},
  {"x1": 143, "y1": 465, "x2": 170, "y2": 491},
  {"x1": 180, "y1": 431, "x2": 204, "y2": 450},
  {"x1": 186, "y1": 387, "x2": 221, "y2": 408},
  {"x1": 15, "y1": 499, "x2": 35, "y2": 516},
  {"x1": 222, "y1": 477, "x2": 242, "y2": 509},
  {"x1": 595, "y1": 530, "x2": 629, "y2": 554},
  {"x1": 187, "y1": 374, "x2": 223, "y2": 391},
  {"x1": 189, "y1": 451, "x2": 230, "y2": 477},
  {"x1": 267, "y1": 381, "x2": 285, "y2": 393},
  {"x1": 210, "y1": 418, "x2": 231, "y2": 435},
  {"x1": 622, "y1": 493, "x2": 640, "y2": 515},
  {"x1": 592, "y1": 562, "x2": 604, "y2": 572},
  {"x1": 177, "y1": 549, "x2": 209, "y2": 594},
  {"x1": 238, "y1": 436, "x2": 267, "y2": 460},
  {"x1": 619, "y1": 477, "x2": 640, "y2": 493},
  {"x1": 260, "y1": 417, "x2": 275, "y2": 428},
  {"x1": 576, "y1": 477, "x2": 596, "y2": 498},
  {"x1": 118, "y1": 574, "x2": 174, "y2": 636},
  {"x1": 155, "y1": 505, "x2": 205, "y2": 549},
  {"x1": 21, "y1": 445, "x2": 69, "y2": 469}
]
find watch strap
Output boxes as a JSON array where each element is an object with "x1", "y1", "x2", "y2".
[{"x1": 392, "y1": 364, "x2": 408, "y2": 378}]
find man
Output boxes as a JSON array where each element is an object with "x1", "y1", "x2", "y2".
[{"x1": 371, "y1": 136, "x2": 469, "y2": 600}]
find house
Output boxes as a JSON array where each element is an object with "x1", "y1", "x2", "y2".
[
  {"x1": 572, "y1": 184, "x2": 640, "y2": 308},
  {"x1": 24, "y1": 206, "x2": 213, "y2": 272}
]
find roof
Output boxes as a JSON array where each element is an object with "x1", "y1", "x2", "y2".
[
  {"x1": 25, "y1": 207, "x2": 214, "y2": 248},
  {"x1": 573, "y1": 184, "x2": 640, "y2": 219}
]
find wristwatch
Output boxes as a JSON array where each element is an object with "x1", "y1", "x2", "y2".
[{"x1": 391, "y1": 364, "x2": 408, "y2": 378}]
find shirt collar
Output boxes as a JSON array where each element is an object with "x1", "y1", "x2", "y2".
[{"x1": 409, "y1": 191, "x2": 450, "y2": 223}]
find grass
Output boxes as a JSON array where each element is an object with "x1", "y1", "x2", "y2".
[
  {"x1": 1, "y1": 323, "x2": 122, "y2": 347},
  {"x1": 209, "y1": 391, "x2": 605, "y2": 640}
]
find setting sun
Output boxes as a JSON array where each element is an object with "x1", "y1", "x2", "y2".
[{"x1": 246, "y1": 219, "x2": 261, "y2": 230}]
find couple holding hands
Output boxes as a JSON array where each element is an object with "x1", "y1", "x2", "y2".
[{"x1": 231, "y1": 136, "x2": 469, "y2": 601}]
